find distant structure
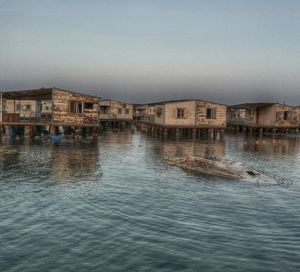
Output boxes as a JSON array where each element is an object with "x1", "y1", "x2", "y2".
[
  {"x1": 135, "y1": 99, "x2": 227, "y2": 139},
  {"x1": 0, "y1": 87, "x2": 99, "y2": 138},
  {"x1": 228, "y1": 103, "x2": 300, "y2": 134},
  {"x1": 1, "y1": 87, "x2": 299, "y2": 140},
  {"x1": 133, "y1": 103, "x2": 156, "y2": 122},
  {"x1": 99, "y1": 99, "x2": 133, "y2": 130}
]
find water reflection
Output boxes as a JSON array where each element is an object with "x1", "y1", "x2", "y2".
[
  {"x1": 242, "y1": 136, "x2": 300, "y2": 156},
  {"x1": 51, "y1": 141, "x2": 101, "y2": 182},
  {"x1": 0, "y1": 139, "x2": 101, "y2": 183},
  {"x1": 153, "y1": 140, "x2": 225, "y2": 158},
  {"x1": 1, "y1": 132, "x2": 300, "y2": 184}
]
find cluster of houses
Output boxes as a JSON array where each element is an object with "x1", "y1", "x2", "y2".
[{"x1": 0, "y1": 87, "x2": 299, "y2": 139}]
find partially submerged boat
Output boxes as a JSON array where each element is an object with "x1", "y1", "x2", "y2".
[{"x1": 161, "y1": 155, "x2": 292, "y2": 186}]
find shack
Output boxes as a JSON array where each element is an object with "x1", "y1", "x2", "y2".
[
  {"x1": 137, "y1": 99, "x2": 227, "y2": 139},
  {"x1": 0, "y1": 87, "x2": 99, "y2": 138},
  {"x1": 99, "y1": 99, "x2": 133, "y2": 129},
  {"x1": 228, "y1": 103, "x2": 300, "y2": 134},
  {"x1": 133, "y1": 104, "x2": 156, "y2": 122}
]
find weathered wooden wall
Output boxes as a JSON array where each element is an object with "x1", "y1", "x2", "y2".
[
  {"x1": 99, "y1": 100, "x2": 133, "y2": 120},
  {"x1": 196, "y1": 101, "x2": 227, "y2": 127},
  {"x1": 4, "y1": 99, "x2": 52, "y2": 117},
  {"x1": 164, "y1": 101, "x2": 196, "y2": 126},
  {"x1": 52, "y1": 89, "x2": 98, "y2": 126},
  {"x1": 258, "y1": 104, "x2": 299, "y2": 127},
  {"x1": 111, "y1": 101, "x2": 133, "y2": 120}
]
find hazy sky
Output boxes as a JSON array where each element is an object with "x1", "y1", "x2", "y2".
[{"x1": 1, "y1": 0, "x2": 299, "y2": 105}]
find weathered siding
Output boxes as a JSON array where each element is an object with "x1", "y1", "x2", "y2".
[
  {"x1": 258, "y1": 104, "x2": 299, "y2": 127},
  {"x1": 52, "y1": 89, "x2": 98, "y2": 126},
  {"x1": 164, "y1": 101, "x2": 196, "y2": 126},
  {"x1": 196, "y1": 101, "x2": 227, "y2": 127},
  {"x1": 111, "y1": 101, "x2": 133, "y2": 120},
  {"x1": 99, "y1": 100, "x2": 133, "y2": 120},
  {"x1": 4, "y1": 99, "x2": 52, "y2": 118}
]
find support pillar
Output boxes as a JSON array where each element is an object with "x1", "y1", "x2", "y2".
[
  {"x1": 24, "y1": 125, "x2": 32, "y2": 138},
  {"x1": 4, "y1": 126, "x2": 10, "y2": 138},
  {"x1": 220, "y1": 129, "x2": 225, "y2": 140},
  {"x1": 259, "y1": 128, "x2": 263, "y2": 137},
  {"x1": 208, "y1": 128, "x2": 214, "y2": 139},
  {"x1": 163, "y1": 128, "x2": 168, "y2": 139},
  {"x1": 192, "y1": 128, "x2": 197, "y2": 140}
]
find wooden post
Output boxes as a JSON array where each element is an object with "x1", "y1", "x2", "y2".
[
  {"x1": 192, "y1": 128, "x2": 197, "y2": 140},
  {"x1": 209, "y1": 128, "x2": 214, "y2": 139},
  {"x1": 259, "y1": 128, "x2": 263, "y2": 137},
  {"x1": 4, "y1": 126, "x2": 10, "y2": 138},
  {"x1": 24, "y1": 125, "x2": 32, "y2": 138},
  {"x1": 220, "y1": 129, "x2": 225, "y2": 140},
  {"x1": 163, "y1": 127, "x2": 168, "y2": 138},
  {"x1": 151, "y1": 126, "x2": 155, "y2": 136}
]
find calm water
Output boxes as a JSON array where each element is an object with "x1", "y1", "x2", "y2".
[{"x1": 0, "y1": 131, "x2": 300, "y2": 272}]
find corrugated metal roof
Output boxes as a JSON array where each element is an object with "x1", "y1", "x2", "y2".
[{"x1": 230, "y1": 103, "x2": 275, "y2": 109}]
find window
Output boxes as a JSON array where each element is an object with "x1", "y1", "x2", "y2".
[
  {"x1": 176, "y1": 108, "x2": 185, "y2": 119},
  {"x1": 84, "y1": 103, "x2": 93, "y2": 110},
  {"x1": 69, "y1": 101, "x2": 83, "y2": 114},
  {"x1": 125, "y1": 108, "x2": 129, "y2": 114},
  {"x1": 284, "y1": 111, "x2": 291, "y2": 120},
  {"x1": 16, "y1": 104, "x2": 21, "y2": 111},
  {"x1": 156, "y1": 107, "x2": 162, "y2": 117},
  {"x1": 78, "y1": 103, "x2": 82, "y2": 114},
  {"x1": 207, "y1": 108, "x2": 216, "y2": 119},
  {"x1": 118, "y1": 108, "x2": 122, "y2": 114},
  {"x1": 69, "y1": 101, "x2": 77, "y2": 113},
  {"x1": 22, "y1": 105, "x2": 31, "y2": 111}
]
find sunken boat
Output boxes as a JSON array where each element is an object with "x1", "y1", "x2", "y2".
[{"x1": 161, "y1": 155, "x2": 292, "y2": 185}]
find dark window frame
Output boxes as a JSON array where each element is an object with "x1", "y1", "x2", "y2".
[
  {"x1": 176, "y1": 108, "x2": 186, "y2": 119},
  {"x1": 206, "y1": 108, "x2": 217, "y2": 119}
]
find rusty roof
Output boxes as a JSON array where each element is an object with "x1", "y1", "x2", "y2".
[
  {"x1": 138, "y1": 99, "x2": 228, "y2": 107},
  {"x1": 230, "y1": 103, "x2": 276, "y2": 109},
  {"x1": 1, "y1": 87, "x2": 99, "y2": 99}
]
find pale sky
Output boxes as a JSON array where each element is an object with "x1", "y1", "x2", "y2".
[{"x1": 0, "y1": 0, "x2": 299, "y2": 105}]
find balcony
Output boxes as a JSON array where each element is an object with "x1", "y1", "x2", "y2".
[
  {"x1": 227, "y1": 117, "x2": 255, "y2": 127},
  {"x1": 1, "y1": 112, "x2": 52, "y2": 124}
]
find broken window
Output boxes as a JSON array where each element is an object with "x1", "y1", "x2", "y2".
[
  {"x1": 207, "y1": 108, "x2": 216, "y2": 119},
  {"x1": 22, "y1": 105, "x2": 31, "y2": 111},
  {"x1": 69, "y1": 101, "x2": 77, "y2": 113},
  {"x1": 176, "y1": 108, "x2": 185, "y2": 119},
  {"x1": 84, "y1": 103, "x2": 93, "y2": 110},
  {"x1": 69, "y1": 101, "x2": 83, "y2": 114},
  {"x1": 156, "y1": 107, "x2": 162, "y2": 117},
  {"x1": 118, "y1": 108, "x2": 122, "y2": 114},
  {"x1": 77, "y1": 103, "x2": 83, "y2": 114}
]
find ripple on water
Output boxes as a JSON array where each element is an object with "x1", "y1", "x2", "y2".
[{"x1": 0, "y1": 132, "x2": 300, "y2": 272}]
